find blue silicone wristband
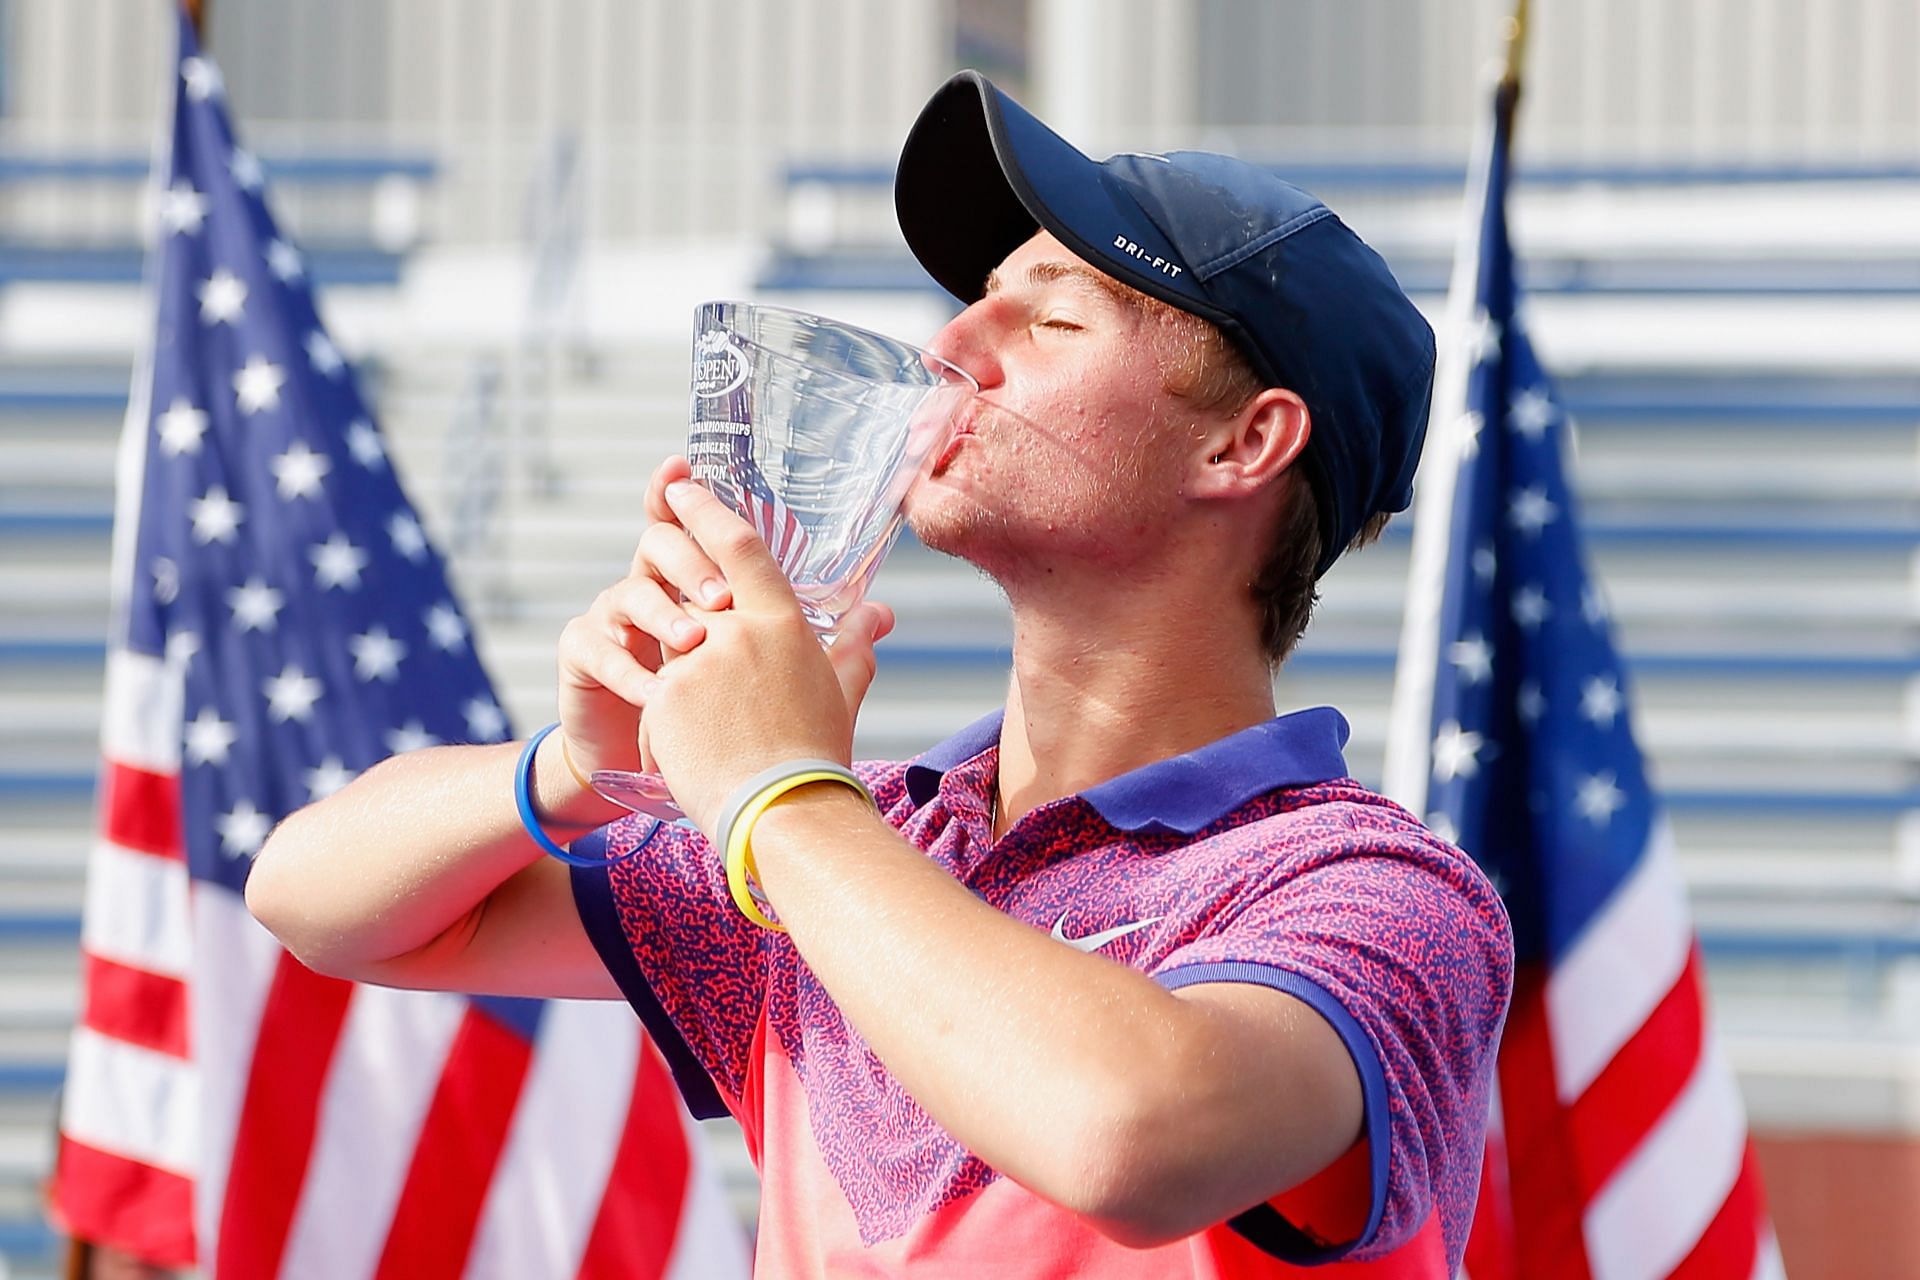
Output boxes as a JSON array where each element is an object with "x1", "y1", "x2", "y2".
[{"x1": 516, "y1": 724, "x2": 660, "y2": 868}]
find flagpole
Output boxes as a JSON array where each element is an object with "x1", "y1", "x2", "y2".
[{"x1": 1380, "y1": 0, "x2": 1527, "y2": 813}]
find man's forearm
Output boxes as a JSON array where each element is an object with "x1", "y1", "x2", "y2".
[
  {"x1": 247, "y1": 733, "x2": 622, "y2": 973},
  {"x1": 745, "y1": 787, "x2": 1260, "y2": 1237}
]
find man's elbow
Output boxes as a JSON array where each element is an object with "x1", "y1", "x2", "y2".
[
  {"x1": 1041, "y1": 1080, "x2": 1233, "y2": 1250},
  {"x1": 245, "y1": 813, "x2": 349, "y2": 976}
]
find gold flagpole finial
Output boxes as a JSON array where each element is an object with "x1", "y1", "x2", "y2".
[{"x1": 1500, "y1": 0, "x2": 1532, "y2": 91}]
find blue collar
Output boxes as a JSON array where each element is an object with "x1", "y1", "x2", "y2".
[{"x1": 903, "y1": 705, "x2": 1351, "y2": 835}]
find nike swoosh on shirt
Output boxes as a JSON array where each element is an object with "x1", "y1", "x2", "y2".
[{"x1": 1050, "y1": 913, "x2": 1164, "y2": 953}]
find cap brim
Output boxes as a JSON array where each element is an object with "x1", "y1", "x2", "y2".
[{"x1": 895, "y1": 72, "x2": 1212, "y2": 316}]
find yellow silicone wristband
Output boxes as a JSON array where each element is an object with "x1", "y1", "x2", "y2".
[{"x1": 723, "y1": 771, "x2": 873, "y2": 931}]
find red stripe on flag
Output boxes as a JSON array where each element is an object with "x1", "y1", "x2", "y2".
[
  {"x1": 51, "y1": 1136, "x2": 197, "y2": 1268},
  {"x1": 101, "y1": 760, "x2": 185, "y2": 860},
  {"x1": 1564, "y1": 944, "x2": 1706, "y2": 1192},
  {"x1": 1496, "y1": 965, "x2": 1594, "y2": 1280},
  {"x1": 373, "y1": 1005, "x2": 534, "y2": 1280},
  {"x1": 1462, "y1": 1117, "x2": 1517, "y2": 1280},
  {"x1": 1666, "y1": 1142, "x2": 1766, "y2": 1280},
  {"x1": 80, "y1": 953, "x2": 191, "y2": 1058},
  {"x1": 215, "y1": 954, "x2": 355, "y2": 1280},
  {"x1": 576, "y1": 1037, "x2": 692, "y2": 1280}
]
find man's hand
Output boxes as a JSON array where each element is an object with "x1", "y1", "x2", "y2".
[
  {"x1": 553, "y1": 455, "x2": 737, "y2": 779},
  {"x1": 638, "y1": 479, "x2": 894, "y2": 835}
]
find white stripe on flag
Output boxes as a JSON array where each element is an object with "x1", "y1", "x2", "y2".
[
  {"x1": 1751, "y1": 1229, "x2": 1787, "y2": 1280},
  {"x1": 465, "y1": 1000, "x2": 640, "y2": 1278},
  {"x1": 1545, "y1": 822, "x2": 1692, "y2": 1100},
  {"x1": 100, "y1": 648, "x2": 184, "y2": 773},
  {"x1": 665, "y1": 1110, "x2": 754, "y2": 1280},
  {"x1": 191, "y1": 885, "x2": 285, "y2": 1256},
  {"x1": 62, "y1": 1026, "x2": 198, "y2": 1177},
  {"x1": 81, "y1": 839, "x2": 192, "y2": 978},
  {"x1": 1584, "y1": 1038, "x2": 1749, "y2": 1280},
  {"x1": 278, "y1": 983, "x2": 468, "y2": 1280}
]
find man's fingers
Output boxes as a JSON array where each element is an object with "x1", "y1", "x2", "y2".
[
  {"x1": 559, "y1": 619, "x2": 660, "y2": 707},
  {"x1": 827, "y1": 602, "x2": 894, "y2": 711},
  {"x1": 643, "y1": 454, "x2": 696, "y2": 526},
  {"x1": 595, "y1": 577, "x2": 706, "y2": 656},
  {"x1": 636, "y1": 520, "x2": 731, "y2": 610},
  {"x1": 663, "y1": 480, "x2": 796, "y2": 613}
]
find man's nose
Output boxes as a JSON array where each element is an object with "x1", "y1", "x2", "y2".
[{"x1": 925, "y1": 302, "x2": 1003, "y2": 391}]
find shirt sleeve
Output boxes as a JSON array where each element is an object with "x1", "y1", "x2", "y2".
[
  {"x1": 569, "y1": 813, "x2": 770, "y2": 1120},
  {"x1": 1150, "y1": 818, "x2": 1513, "y2": 1265}
]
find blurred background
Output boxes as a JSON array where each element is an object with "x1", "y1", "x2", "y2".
[{"x1": 2, "y1": 1, "x2": 1918, "y2": 1275}]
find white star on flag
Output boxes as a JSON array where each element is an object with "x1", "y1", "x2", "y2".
[
  {"x1": 349, "y1": 626, "x2": 407, "y2": 682},
  {"x1": 216, "y1": 799, "x2": 273, "y2": 859},
  {"x1": 266, "y1": 238, "x2": 304, "y2": 282},
  {"x1": 1448, "y1": 632, "x2": 1494, "y2": 685},
  {"x1": 385, "y1": 721, "x2": 440, "y2": 755},
  {"x1": 1580, "y1": 674, "x2": 1622, "y2": 728},
  {"x1": 157, "y1": 397, "x2": 209, "y2": 457},
  {"x1": 233, "y1": 355, "x2": 287, "y2": 414},
  {"x1": 228, "y1": 147, "x2": 264, "y2": 192},
  {"x1": 270, "y1": 440, "x2": 332, "y2": 500},
  {"x1": 387, "y1": 512, "x2": 428, "y2": 562},
  {"x1": 264, "y1": 664, "x2": 325, "y2": 723},
  {"x1": 183, "y1": 706, "x2": 239, "y2": 767},
  {"x1": 1425, "y1": 812, "x2": 1460, "y2": 845},
  {"x1": 310, "y1": 534, "x2": 370, "y2": 590},
  {"x1": 159, "y1": 180, "x2": 209, "y2": 235},
  {"x1": 1466, "y1": 308, "x2": 1502, "y2": 363},
  {"x1": 1517, "y1": 680, "x2": 1546, "y2": 726},
  {"x1": 346, "y1": 419, "x2": 386, "y2": 468},
  {"x1": 1432, "y1": 720, "x2": 1486, "y2": 784},
  {"x1": 464, "y1": 697, "x2": 508, "y2": 743},
  {"x1": 1454, "y1": 409, "x2": 1485, "y2": 461},
  {"x1": 188, "y1": 486, "x2": 244, "y2": 545},
  {"x1": 1511, "y1": 584, "x2": 1552, "y2": 631},
  {"x1": 1471, "y1": 542, "x2": 1497, "y2": 587},
  {"x1": 227, "y1": 578, "x2": 285, "y2": 632},
  {"x1": 165, "y1": 630, "x2": 201, "y2": 669},
  {"x1": 1582, "y1": 582, "x2": 1610, "y2": 626},
  {"x1": 198, "y1": 269, "x2": 247, "y2": 325},
  {"x1": 306, "y1": 331, "x2": 345, "y2": 377},
  {"x1": 304, "y1": 757, "x2": 358, "y2": 801},
  {"x1": 1574, "y1": 771, "x2": 1627, "y2": 826},
  {"x1": 1508, "y1": 386, "x2": 1557, "y2": 441},
  {"x1": 1507, "y1": 485, "x2": 1559, "y2": 537},
  {"x1": 151, "y1": 558, "x2": 179, "y2": 605},
  {"x1": 181, "y1": 55, "x2": 223, "y2": 101},
  {"x1": 424, "y1": 603, "x2": 468, "y2": 652}
]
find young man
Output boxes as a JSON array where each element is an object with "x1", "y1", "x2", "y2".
[{"x1": 249, "y1": 73, "x2": 1511, "y2": 1276}]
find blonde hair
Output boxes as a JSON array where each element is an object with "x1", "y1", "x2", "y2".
[{"x1": 1141, "y1": 296, "x2": 1391, "y2": 664}]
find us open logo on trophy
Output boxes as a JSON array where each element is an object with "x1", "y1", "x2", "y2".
[{"x1": 693, "y1": 329, "x2": 750, "y2": 399}]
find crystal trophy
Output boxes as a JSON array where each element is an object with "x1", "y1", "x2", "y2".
[{"x1": 587, "y1": 301, "x2": 977, "y2": 823}]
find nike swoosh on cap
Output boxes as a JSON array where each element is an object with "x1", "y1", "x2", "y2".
[{"x1": 1050, "y1": 913, "x2": 1164, "y2": 953}]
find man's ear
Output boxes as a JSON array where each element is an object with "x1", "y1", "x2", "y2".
[{"x1": 1187, "y1": 388, "x2": 1311, "y2": 500}]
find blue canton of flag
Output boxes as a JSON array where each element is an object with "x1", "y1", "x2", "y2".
[
  {"x1": 134, "y1": 26, "x2": 513, "y2": 902},
  {"x1": 1421, "y1": 124, "x2": 1649, "y2": 967}
]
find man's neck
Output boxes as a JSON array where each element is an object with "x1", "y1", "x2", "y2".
[{"x1": 993, "y1": 581, "x2": 1278, "y2": 835}]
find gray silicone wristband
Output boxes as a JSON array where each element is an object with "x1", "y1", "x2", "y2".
[{"x1": 712, "y1": 759, "x2": 871, "y2": 856}]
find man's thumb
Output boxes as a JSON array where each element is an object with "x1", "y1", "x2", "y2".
[{"x1": 829, "y1": 602, "x2": 895, "y2": 711}]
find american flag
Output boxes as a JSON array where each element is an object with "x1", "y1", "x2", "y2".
[
  {"x1": 49, "y1": 12, "x2": 747, "y2": 1277},
  {"x1": 1383, "y1": 78, "x2": 1785, "y2": 1280}
]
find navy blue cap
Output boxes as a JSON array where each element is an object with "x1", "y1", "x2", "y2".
[{"x1": 894, "y1": 71, "x2": 1435, "y2": 578}]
